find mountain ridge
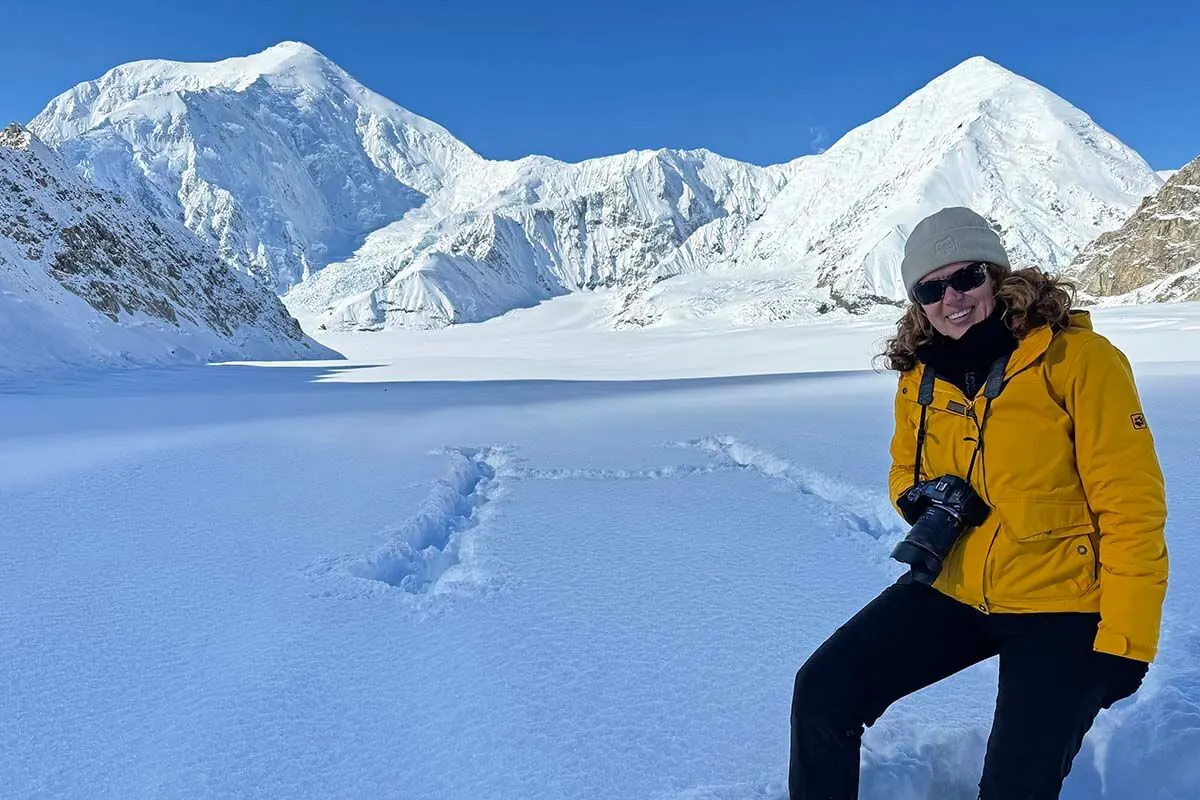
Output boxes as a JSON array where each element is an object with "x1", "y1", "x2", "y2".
[
  {"x1": 26, "y1": 43, "x2": 1182, "y2": 333},
  {"x1": 29, "y1": 40, "x2": 490, "y2": 293}
]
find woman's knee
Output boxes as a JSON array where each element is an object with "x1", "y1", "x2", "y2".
[{"x1": 791, "y1": 645, "x2": 866, "y2": 732}]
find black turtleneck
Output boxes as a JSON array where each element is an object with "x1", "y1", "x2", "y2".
[{"x1": 914, "y1": 302, "x2": 1018, "y2": 398}]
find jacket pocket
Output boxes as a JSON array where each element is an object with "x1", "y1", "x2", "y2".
[
  {"x1": 994, "y1": 497, "x2": 1097, "y2": 541},
  {"x1": 986, "y1": 499, "x2": 1099, "y2": 602}
]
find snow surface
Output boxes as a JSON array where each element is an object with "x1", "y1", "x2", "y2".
[{"x1": 2, "y1": 296, "x2": 1198, "y2": 800}]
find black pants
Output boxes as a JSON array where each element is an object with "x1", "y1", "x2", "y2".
[{"x1": 789, "y1": 579, "x2": 1148, "y2": 800}]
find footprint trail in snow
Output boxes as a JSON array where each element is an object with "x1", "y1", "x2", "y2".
[{"x1": 307, "y1": 436, "x2": 903, "y2": 601}]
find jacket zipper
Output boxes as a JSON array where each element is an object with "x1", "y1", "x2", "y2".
[
  {"x1": 973, "y1": 407, "x2": 996, "y2": 613},
  {"x1": 970, "y1": 359, "x2": 1039, "y2": 614}
]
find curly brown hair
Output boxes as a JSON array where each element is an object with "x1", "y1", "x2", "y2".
[{"x1": 876, "y1": 264, "x2": 1078, "y2": 373}]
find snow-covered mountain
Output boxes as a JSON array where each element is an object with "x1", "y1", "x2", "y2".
[
  {"x1": 285, "y1": 149, "x2": 792, "y2": 330},
  {"x1": 29, "y1": 41, "x2": 793, "y2": 330},
  {"x1": 0, "y1": 123, "x2": 335, "y2": 373},
  {"x1": 29, "y1": 41, "x2": 501, "y2": 294},
  {"x1": 1067, "y1": 155, "x2": 1200, "y2": 304},
  {"x1": 614, "y1": 57, "x2": 1164, "y2": 327},
  {"x1": 29, "y1": 44, "x2": 1165, "y2": 332}
]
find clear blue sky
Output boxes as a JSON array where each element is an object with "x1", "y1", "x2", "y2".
[{"x1": 2, "y1": 0, "x2": 1196, "y2": 170}]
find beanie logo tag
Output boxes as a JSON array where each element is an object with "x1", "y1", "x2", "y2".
[{"x1": 934, "y1": 235, "x2": 958, "y2": 258}]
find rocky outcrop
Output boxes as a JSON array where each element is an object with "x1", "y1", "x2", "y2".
[
  {"x1": 1068, "y1": 155, "x2": 1200, "y2": 303},
  {"x1": 0, "y1": 122, "x2": 337, "y2": 372}
]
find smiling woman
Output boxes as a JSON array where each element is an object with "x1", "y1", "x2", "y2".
[
  {"x1": 912, "y1": 261, "x2": 995, "y2": 332},
  {"x1": 787, "y1": 206, "x2": 1170, "y2": 800},
  {"x1": 893, "y1": 260, "x2": 1073, "y2": 399}
]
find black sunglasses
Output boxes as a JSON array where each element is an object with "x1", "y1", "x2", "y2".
[{"x1": 913, "y1": 261, "x2": 989, "y2": 305}]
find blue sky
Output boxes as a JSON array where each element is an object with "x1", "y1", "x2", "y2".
[{"x1": 1, "y1": 0, "x2": 1196, "y2": 169}]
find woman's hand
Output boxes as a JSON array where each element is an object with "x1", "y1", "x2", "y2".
[{"x1": 1093, "y1": 650, "x2": 1149, "y2": 708}]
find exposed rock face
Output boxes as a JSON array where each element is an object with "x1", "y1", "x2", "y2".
[
  {"x1": 1068, "y1": 155, "x2": 1200, "y2": 303},
  {"x1": 0, "y1": 122, "x2": 336, "y2": 371}
]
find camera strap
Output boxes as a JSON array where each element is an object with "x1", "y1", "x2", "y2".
[{"x1": 913, "y1": 353, "x2": 1011, "y2": 488}]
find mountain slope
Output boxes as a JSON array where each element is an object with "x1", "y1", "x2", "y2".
[
  {"x1": 0, "y1": 123, "x2": 335, "y2": 373},
  {"x1": 30, "y1": 41, "x2": 793, "y2": 332},
  {"x1": 284, "y1": 148, "x2": 791, "y2": 330},
  {"x1": 29, "y1": 46, "x2": 1165, "y2": 332},
  {"x1": 615, "y1": 57, "x2": 1163, "y2": 327},
  {"x1": 29, "y1": 41, "x2": 501, "y2": 293},
  {"x1": 1066, "y1": 154, "x2": 1200, "y2": 304}
]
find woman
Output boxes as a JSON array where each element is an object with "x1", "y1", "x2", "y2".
[{"x1": 788, "y1": 206, "x2": 1169, "y2": 800}]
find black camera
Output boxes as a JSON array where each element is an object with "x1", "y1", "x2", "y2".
[{"x1": 892, "y1": 475, "x2": 990, "y2": 585}]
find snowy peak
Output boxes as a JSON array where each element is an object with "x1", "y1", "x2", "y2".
[
  {"x1": 1, "y1": 121, "x2": 34, "y2": 149},
  {"x1": 215, "y1": 40, "x2": 330, "y2": 85},
  {"x1": 918, "y1": 54, "x2": 1036, "y2": 94},
  {"x1": 902, "y1": 56, "x2": 1104, "y2": 134},
  {"x1": 31, "y1": 39, "x2": 476, "y2": 163},
  {"x1": 0, "y1": 122, "x2": 68, "y2": 172},
  {"x1": 29, "y1": 41, "x2": 487, "y2": 293},
  {"x1": 33, "y1": 41, "x2": 419, "y2": 141},
  {"x1": 608, "y1": 54, "x2": 1160, "y2": 327},
  {"x1": 124, "y1": 39, "x2": 333, "y2": 91}
]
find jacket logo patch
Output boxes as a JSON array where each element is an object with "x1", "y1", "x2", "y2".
[
  {"x1": 1131, "y1": 413, "x2": 1148, "y2": 430},
  {"x1": 946, "y1": 400, "x2": 968, "y2": 415}
]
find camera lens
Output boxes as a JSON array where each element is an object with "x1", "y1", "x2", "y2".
[
  {"x1": 891, "y1": 505, "x2": 965, "y2": 583},
  {"x1": 890, "y1": 539, "x2": 941, "y2": 584}
]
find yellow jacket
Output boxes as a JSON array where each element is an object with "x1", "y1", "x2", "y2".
[{"x1": 888, "y1": 311, "x2": 1169, "y2": 662}]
